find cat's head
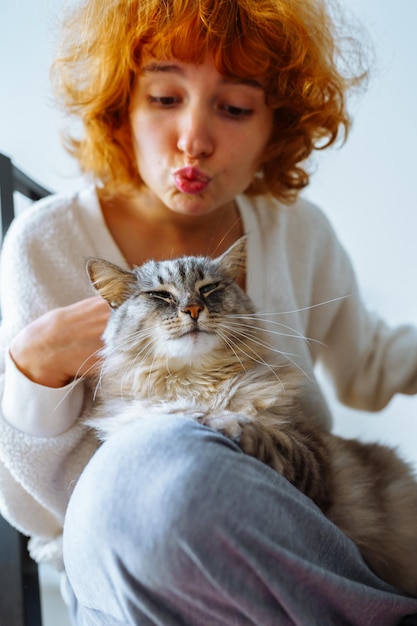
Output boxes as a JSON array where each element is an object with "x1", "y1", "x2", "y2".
[{"x1": 87, "y1": 237, "x2": 257, "y2": 368}]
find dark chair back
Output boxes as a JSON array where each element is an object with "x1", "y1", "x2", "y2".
[
  {"x1": 0, "y1": 152, "x2": 52, "y2": 626},
  {"x1": 0, "y1": 152, "x2": 51, "y2": 242}
]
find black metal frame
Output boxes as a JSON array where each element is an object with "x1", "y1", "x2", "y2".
[
  {"x1": 0, "y1": 152, "x2": 52, "y2": 626},
  {"x1": 0, "y1": 515, "x2": 42, "y2": 626},
  {"x1": 0, "y1": 152, "x2": 51, "y2": 242}
]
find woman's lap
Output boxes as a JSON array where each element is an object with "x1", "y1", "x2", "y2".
[{"x1": 63, "y1": 414, "x2": 417, "y2": 625}]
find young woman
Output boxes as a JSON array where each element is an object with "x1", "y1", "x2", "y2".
[{"x1": 1, "y1": 0, "x2": 417, "y2": 623}]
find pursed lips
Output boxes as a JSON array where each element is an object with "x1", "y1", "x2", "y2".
[{"x1": 173, "y1": 167, "x2": 211, "y2": 194}]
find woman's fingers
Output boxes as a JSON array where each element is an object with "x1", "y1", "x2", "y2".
[{"x1": 9, "y1": 297, "x2": 111, "y2": 388}]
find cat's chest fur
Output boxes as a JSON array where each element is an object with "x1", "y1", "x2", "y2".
[
  {"x1": 90, "y1": 350, "x2": 304, "y2": 443},
  {"x1": 163, "y1": 367, "x2": 241, "y2": 408}
]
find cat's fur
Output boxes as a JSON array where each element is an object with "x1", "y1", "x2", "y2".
[{"x1": 85, "y1": 237, "x2": 417, "y2": 595}]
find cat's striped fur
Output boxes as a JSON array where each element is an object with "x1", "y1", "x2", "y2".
[{"x1": 86, "y1": 237, "x2": 417, "y2": 595}]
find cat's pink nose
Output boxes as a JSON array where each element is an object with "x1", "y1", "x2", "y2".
[{"x1": 183, "y1": 304, "x2": 204, "y2": 320}]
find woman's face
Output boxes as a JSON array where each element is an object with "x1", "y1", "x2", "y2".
[{"x1": 129, "y1": 54, "x2": 273, "y2": 217}]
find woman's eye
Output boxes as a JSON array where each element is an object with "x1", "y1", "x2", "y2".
[
  {"x1": 200, "y1": 283, "x2": 220, "y2": 297},
  {"x1": 148, "y1": 96, "x2": 180, "y2": 108},
  {"x1": 220, "y1": 104, "x2": 253, "y2": 119},
  {"x1": 147, "y1": 290, "x2": 174, "y2": 303}
]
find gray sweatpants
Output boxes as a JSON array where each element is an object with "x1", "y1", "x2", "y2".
[{"x1": 63, "y1": 414, "x2": 417, "y2": 625}]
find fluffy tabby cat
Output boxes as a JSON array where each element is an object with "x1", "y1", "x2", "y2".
[{"x1": 85, "y1": 236, "x2": 417, "y2": 595}]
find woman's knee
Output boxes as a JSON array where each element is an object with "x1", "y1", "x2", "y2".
[{"x1": 63, "y1": 415, "x2": 242, "y2": 581}]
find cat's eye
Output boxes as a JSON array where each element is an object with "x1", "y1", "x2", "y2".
[
  {"x1": 146, "y1": 290, "x2": 174, "y2": 304},
  {"x1": 199, "y1": 283, "x2": 220, "y2": 297}
]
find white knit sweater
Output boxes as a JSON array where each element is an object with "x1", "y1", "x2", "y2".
[{"x1": 1, "y1": 187, "x2": 417, "y2": 567}]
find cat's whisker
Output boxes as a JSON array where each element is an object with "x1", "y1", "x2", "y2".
[
  {"x1": 215, "y1": 325, "x2": 286, "y2": 389},
  {"x1": 218, "y1": 321, "x2": 314, "y2": 383},
  {"x1": 225, "y1": 315, "x2": 326, "y2": 347},
  {"x1": 227, "y1": 328, "x2": 302, "y2": 362},
  {"x1": 145, "y1": 344, "x2": 162, "y2": 400},
  {"x1": 93, "y1": 361, "x2": 109, "y2": 401},
  {"x1": 217, "y1": 321, "x2": 284, "y2": 357},
  {"x1": 205, "y1": 209, "x2": 243, "y2": 257},
  {"x1": 106, "y1": 328, "x2": 154, "y2": 354},
  {"x1": 53, "y1": 379, "x2": 82, "y2": 412},
  {"x1": 53, "y1": 346, "x2": 108, "y2": 411},
  {"x1": 215, "y1": 328, "x2": 249, "y2": 372},
  {"x1": 121, "y1": 339, "x2": 159, "y2": 399},
  {"x1": 219, "y1": 318, "x2": 305, "y2": 357},
  {"x1": 219, "y1": 322, "x2": 300, "y2": 339},
  {"x1": 93, "y1": 326, "x2": 159, "y2": 401},
  {"x1": 225, "y1": 297, "x2": 348, "y2": 349},
  {"x1": 231, "y1": 295, "x2": 348, "y2": 318}
]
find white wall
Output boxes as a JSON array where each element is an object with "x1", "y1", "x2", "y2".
[
  {"x1": 0, "y1": 0, "x2": 83, "y2": 191},
  {"x1": 306, "y1": 0, "x2": 417, "y2": 468},
  {"x1": 1, "y1": 1, "x2": 417, "y2": 465}
]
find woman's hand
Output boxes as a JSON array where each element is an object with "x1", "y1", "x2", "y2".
[{"x1": 9, "y1": 297, "x2": 111, "y2": 388}]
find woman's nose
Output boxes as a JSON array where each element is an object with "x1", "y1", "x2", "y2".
[{"x1": 177, "y1": 108, "x2": 214, "y2": 158}]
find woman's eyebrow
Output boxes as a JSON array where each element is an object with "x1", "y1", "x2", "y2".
[
  {"x1": 223, "y1": 76, "x2": 264, "y2": 90},
  {"x1": 141, "y1": 62, "x2": 263, "y2": 90},
  {"x1": 141, "y1": 62, "x2": 182, "y2": 75}
]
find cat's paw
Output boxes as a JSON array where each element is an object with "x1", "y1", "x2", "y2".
[{"x1": 198, "y1": 411, "x2": 248, "y2": 443}]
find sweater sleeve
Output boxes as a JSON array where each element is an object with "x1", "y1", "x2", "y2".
[
  {"x1": 2, "y1": 351, "x2": 85, "y2": 437},
  {"x1": 0, "y1": 193, "x2": 100, "y2": 565},
  {"x1": 304, "y1": 205, "x2": 417, "y2": 411}
]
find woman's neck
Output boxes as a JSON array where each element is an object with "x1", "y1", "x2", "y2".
[{"x1": 98, "y1": 188, "x2": 244, "y2": 267}]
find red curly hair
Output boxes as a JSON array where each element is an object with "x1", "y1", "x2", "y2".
[{"x1": 52, "y1": 0, "x2": 368, "y2": 202}]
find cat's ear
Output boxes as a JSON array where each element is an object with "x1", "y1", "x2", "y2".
[
  {"x1": 216, "y1": 236, "x2": 247, "y2": 281},
  {"x1": 86, "y1": 258, "x2": 137, "y2": 309}
]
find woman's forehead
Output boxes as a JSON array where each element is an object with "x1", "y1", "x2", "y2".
[
  {"x1": 138, "y1": 54, "x2": 267, "y2": 90},
  {"x1": 137, "y1": 20, "x2": 273, "y2": 82}
]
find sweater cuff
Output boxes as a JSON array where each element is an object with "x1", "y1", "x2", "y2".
[{"x1": 2, "y1": 351, "x2": 85, "y2": 437}]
